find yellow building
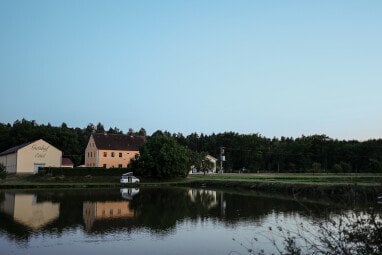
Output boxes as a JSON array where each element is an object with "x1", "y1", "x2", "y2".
[
  {"x1": 85, "y1": 133, "x2": 145, "y2": 168},
  {"x1": 0, "y1": 139, "x2": 62, "y2": 174}
]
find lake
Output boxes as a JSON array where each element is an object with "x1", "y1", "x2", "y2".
[{"x1": 0, "y1": 187, "x2": 380, "y2": 255}]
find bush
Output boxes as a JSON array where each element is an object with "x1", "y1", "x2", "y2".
[
  {"x1": 0, "y1": 163, "x2": 6, "y2": 179},
  {"x1": 131, "y1": 135, "x2": 191, "y2": 179},
  {"x1": 331, "y1": 161, "x2": 352, "y2": 173},
  {"x1": 369, "y1": 159, "x2": 382, "y2": 173},
  {"x1": 38, "y1": 167, "x2": 130, "y2": 176}
]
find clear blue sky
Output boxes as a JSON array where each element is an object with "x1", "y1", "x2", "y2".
[{"x1": 1, "y1": 0, "x2": 381, "y2": 140}]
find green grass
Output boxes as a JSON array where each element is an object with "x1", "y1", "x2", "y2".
[
  {"x1": 0, "y1": 174, "x2": 190, "y2": 189},
  {"x1": 187, "y1": 173, "x2": 382, "y2": 186},
  {"x1": 1, "y1": 173, "x2": 382, "y2": 189}
]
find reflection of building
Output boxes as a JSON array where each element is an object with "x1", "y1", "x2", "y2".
[
  {"x1": 188, "y1": 189, "x2": 218, "y2": 209},
  {"x1": 0, "y1": 193, "x2": 60, "y2": 229},
  {"x1": 0, "y1": 139, "x2": 62, "y2": 174},
  {"x1": 83, "y1": 201, "x2": 135, "y2": 231},
  {"x1": 85, "y1": 133, "x2": 146, "y2": 168}
]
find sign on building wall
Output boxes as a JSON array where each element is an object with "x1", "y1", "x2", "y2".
[{"x1": 31, "y1": 144, "x2": 50, "y2": 159}]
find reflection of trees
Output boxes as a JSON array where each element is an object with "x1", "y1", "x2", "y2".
[
  {"x1": 130, "y1": 188, "x2": 191, "y2": 232},
  {"x1": 0, "y1": 212, "x2": 32, "y2": 243},
  {"x1": 0, "y1": 188, "x2": 372, "y2": 245},
  {"x1": 0, "y1": 192, "x2": 4, "y2": 203}
]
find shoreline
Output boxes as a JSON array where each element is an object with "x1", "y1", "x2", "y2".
[{"x1": 1, "y1": 175, "x2": 382, "y2": 203}]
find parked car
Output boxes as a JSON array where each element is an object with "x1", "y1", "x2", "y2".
[{"x1": 120, "y1": 172, "x2": 140, "y2": 184}]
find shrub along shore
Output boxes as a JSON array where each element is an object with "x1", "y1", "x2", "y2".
[{"x1": 1, "y1": 173, "x2": 381, "y2": 202}]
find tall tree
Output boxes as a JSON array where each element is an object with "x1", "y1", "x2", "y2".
[{"x1": 96, "y1": 123, "x2": 105, "y2": 133}]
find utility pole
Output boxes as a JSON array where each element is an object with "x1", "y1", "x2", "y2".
[{"x1": 220, "y1": 147, "x2": 225, "y2": 174}]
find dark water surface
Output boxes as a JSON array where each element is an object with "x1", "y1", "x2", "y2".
[{"x1": 0, "y1": 187, "x2": 378, "y2": 255}]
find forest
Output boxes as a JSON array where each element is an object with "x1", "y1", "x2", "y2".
[{"x1": 0, "y1": 119, "x2": 381, "y2": 173}]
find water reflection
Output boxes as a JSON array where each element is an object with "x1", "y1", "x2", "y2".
[
  {"x1": 83, "y1": 189, "x2": 139, "y2": 231},
  {"x1": 120, "y1": 188, "x2": 139, "y2": 200},
  {"x1": 188, "y1": 189, "x2": 218, "y2": 209},
  {"x1": 0, "y1": 187, "x2": 379, "y2": 253},
  {"x1": 0, "y1": 192, "x2": 60, "y2": 230}
]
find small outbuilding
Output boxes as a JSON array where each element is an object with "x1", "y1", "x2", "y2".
[
  {"x1": 61, "y1": 157, "x2": 74, "y2": 168},
  {"x1": 0, "y1": 139, "x2": 62, "y2": 174}
]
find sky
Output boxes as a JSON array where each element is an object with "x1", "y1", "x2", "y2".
[{"x1": 0, "y1": 0, "x2": 381, "y2": 140}]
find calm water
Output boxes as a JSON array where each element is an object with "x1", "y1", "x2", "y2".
[{"x1": 0, "y1": 187, "x2": 379, "y2": 255}]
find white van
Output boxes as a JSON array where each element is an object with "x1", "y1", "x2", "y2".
[{"x1": 120, "y1": 172, "x2": 140, "y2": 184}]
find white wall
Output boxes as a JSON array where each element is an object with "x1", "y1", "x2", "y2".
[
  {"x1": 0, "y1": 153, "x2": 17, "y2": 173},
  {"x1": 16, "y1": 139, "x2": 62, "y2": 174}
]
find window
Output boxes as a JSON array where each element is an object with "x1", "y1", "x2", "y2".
[
  {"x1": 118, "y1": 164, "x2": 122, "y2": 168},
  {"x1": 103, "y1": 152, "x2": 107, "y2": 157},
  {"x1": 119, "y1": 152, "x2": 122, "y2": 157},
  {"x1": 111, "y1": 152, "x2": 115, "y2": 157},
  {"x1": 118, "y1": 209, "x2": 121, "y2": 215},
  {"x1": 110, "y1": 209, "x2": 113, "y2": 216},
  {"x1": 88, "y1": 152, "x2": 90, "y2": 157},
  {"x1": 90, "y1": 152, "x2": 92, "y2": 157},
  {"x1": 103, "y1": 164, "x2": 107, "y2": 168},
  {"x1": 102, "y1": 210, "x2": 105, "y2": 216}
]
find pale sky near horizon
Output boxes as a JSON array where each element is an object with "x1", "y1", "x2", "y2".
[{"x1": 0, "y1": 0, "x2": 381, "y2": 140}]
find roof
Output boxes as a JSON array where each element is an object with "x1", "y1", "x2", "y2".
[
  {"x1": 0, "y1": 141, "x2": 34, "y2": 156},
  {"x1": 92, "y1": 133, "x2": 146, "y2": 151},
  {"x1": 206, "y1": 154, "x2": 218, "y2": 161},
  {"x1": 62, "y1": 157, "x2": 74, "y2": 166},
  {"x1": 0, "y1": 139, "x2": 62, "y2": 157}
]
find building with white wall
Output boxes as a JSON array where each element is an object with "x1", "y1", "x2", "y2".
[{"x1": 0, "y1": 139, "x2": 62, "y2": 174}]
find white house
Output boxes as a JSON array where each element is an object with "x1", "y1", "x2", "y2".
[
  {"x1": 0, "y1": 139, "x2": 62, "y2": 174},
  {"x1": 189, "y1": 154, "x2": 218, "y2": 174}
]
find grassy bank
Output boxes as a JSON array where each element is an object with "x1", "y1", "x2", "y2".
[
  {"x1": 188, "y1": 173, "x2": 382, "y2": 185},
  {"x1": 181, "y1": 173, "x2": 382, "y2": 202},
  {"x1": 1, "y1": 173, "x2": 382, "y2": 201},
  {"x1": 0, "y1": 174, "x2": 186, "y2": 189}
]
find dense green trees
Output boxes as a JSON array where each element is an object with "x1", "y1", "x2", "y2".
[
  {"x1": 130, "y1": 135, "x2": 191, "y2": 179},
  {"x1": 0, "y1": 119, "x2": 381, "y2": 173},
  {"x1": 173, "y1": 133, "x2": 382, "y2": 173}
]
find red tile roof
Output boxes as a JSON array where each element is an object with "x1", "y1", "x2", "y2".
[
  {"x1": 62, "y1": 157, "x2": 74, "y2": 166},
  {"x1": 92, "y1": 133, "x2": 146, "y2": 151}
]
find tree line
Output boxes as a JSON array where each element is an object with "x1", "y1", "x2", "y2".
[
  {"x1": 173, "y1": 132, "x2": 382, "y2": 173},
  {"x1": 1, "y1": 119, "x2": 382, "y2": 173}
]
